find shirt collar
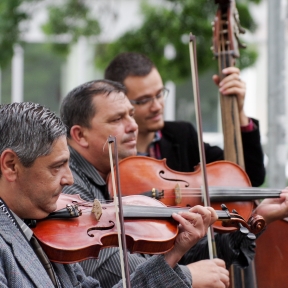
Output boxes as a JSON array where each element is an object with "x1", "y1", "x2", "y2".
[
  {"x1": 11, "y1": 211, "x2": 33, "y2": 241},
  {"x1": 0, "y1": 198, "x2": 33, "y2": 241},
  {"x1": 68, "y1": 145, "x2": 106, "y2": 186}
]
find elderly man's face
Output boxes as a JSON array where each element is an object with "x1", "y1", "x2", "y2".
[
  {"x1": 15, "y1": 136, "x2": 74, "y2": 219},
  {"x1": 81, "y1": 92, "x2": 138, "y2": 175}
]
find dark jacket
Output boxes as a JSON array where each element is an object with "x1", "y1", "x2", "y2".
[{"x1": 160, "y1": 120, "x2": 265, "y2": 187}]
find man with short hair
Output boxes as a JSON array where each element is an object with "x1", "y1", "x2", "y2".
[
  {"x1": 0, "y1": 101, "x2": 217, "y2": 288},
  {"x1": 104, "y1": 52, "x2": 265, "y2": 187}
]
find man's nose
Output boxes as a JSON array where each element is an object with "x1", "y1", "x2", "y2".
[
  {"x1": 62, "y1": 166, "x2": 74, "y2": 186},
  {"x1": 150, "y1": 97, "x2": 163, "y2": 110},
  {"x1": 127, "y1": 117, "x2": 138, "y2": 132}
]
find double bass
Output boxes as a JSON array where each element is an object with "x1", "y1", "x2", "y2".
[{"x1": 212, "y1": 1, "x2": 256, "y2": 287}]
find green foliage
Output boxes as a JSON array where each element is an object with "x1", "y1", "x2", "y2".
[
  {"x1": 96, "y1": 0, "x2": 262, "y2": 83},
  {"x1": 42, "y1": 0, "x2": 100, "y2": 56},
  {"x1": 0, "y1": 0, "x2": 31, "y2": 68},
  {"x1": 0, "y1": 0, "x2": 101, "y2": 67},
  {"x1": 0, "y1": 0, "x2": 261, "y2": 80}
]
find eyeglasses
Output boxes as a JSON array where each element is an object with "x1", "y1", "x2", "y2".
[{"x1": 129, "y1": 87, "x2": 169, "y2": 106}]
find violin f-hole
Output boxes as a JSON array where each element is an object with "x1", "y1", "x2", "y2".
[
  {"x1": 159, "y1": 170, "x2": 190, "y2": 187},
  {"x1": 87, "y1": 221, "x2": 115, "y2": 237}
]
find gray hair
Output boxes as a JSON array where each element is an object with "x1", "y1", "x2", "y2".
[{"x1": 0, "y1": 102, "x2": 67, "y2": 174}]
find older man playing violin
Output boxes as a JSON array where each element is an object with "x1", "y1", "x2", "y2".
[{"x1": 0, "y1": 101, "x2": 220, "y2": 288}]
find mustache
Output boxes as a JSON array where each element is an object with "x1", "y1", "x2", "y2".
[
  {"x1": 146, "y1": 112, "x2": 162, "y2": 119},
  {"x1": 102, "y1": 133, "x2": 137, "y2": 152},
  {"x1": 122, "y1": 133, "x2": 137, "y2": 143}
]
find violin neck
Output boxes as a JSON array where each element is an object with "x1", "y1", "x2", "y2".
[
  {"x1": 209, "y1": 187, "x2": 281, "y2": 202},
  {"x1": 123, "y1": 205, "x2": 231, "y2": 220}
]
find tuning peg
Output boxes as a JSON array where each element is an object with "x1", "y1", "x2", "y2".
[
  {"x1": 238, "y1": 223, "x2": 249, "y2": 235},
  {"x1": 221, "y1": 204, "x2": 228, "y2": 211},
  {"x1": 250, "y1": 242, "x2": 256, "y2": 248},
  {"x1": 247, "y1": 233, "x2": 256, "y2": 240}
]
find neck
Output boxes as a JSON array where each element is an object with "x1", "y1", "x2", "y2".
[
  {"x1": 68, "y1": 141, "x2": 108, "y2": 180},
  {"x1": 136, "y1": 131, "x2": 155, "y2": 153}
]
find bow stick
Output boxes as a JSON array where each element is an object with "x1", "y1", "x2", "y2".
[
  {"x1": 108, "y1": 135, "x2": 131, "y2": 287},
  {"x1": 189, "y1": 33, "x2": 217, "y2": 259}
]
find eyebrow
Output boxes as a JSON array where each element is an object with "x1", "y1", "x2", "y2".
[
  {"x1": 134, "y1": 87, "x2": 164, "y2": 100},
  {"x1": 49, "y1": 158, "x2": 69, "y2": 168}
]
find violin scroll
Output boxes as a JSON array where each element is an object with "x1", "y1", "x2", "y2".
[
  {"x1": 247, "y1": 213, "x2": 266, "y2": 235},
  {"x1": 220, "y1": 203, "x2": 266, "y2": 235}
]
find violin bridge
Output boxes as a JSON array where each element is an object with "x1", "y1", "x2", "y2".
[
  {"x1": 174, "y1": 183, "x2": 182, "y2": 205},
  {"x1": 91, "y1": 199, "x2": 102, "y2": 220}
]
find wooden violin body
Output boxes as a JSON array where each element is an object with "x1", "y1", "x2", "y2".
[
  {"x1": 32, "y1": 194, "x2": 178, "y2": 263},
  {"x1": 32, "y1": 193, "x2": 264, "y2": 264},
  {"x1": 107, "y1": 156, "x2": 255, "y2": 232}
]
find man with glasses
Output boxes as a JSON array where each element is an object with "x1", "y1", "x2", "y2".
[{"x1": 104, "y1": 52, "x2": 265, "y2": 187}]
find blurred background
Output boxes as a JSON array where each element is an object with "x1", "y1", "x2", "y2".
[{"x1": 0, "y1": 0, "x2": 287, "y2": 187}]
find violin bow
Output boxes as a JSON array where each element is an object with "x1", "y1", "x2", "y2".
[
  {"x1": 189, "y1": 34, "x2": 217, "y2": 259},
  {"x1": 108, "y1": 135, "x2": 131, "y2": 288}
]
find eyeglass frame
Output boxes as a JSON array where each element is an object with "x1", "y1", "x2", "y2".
[{"x1": 129, "y1": 87, "x2": 169, "y2": 106}]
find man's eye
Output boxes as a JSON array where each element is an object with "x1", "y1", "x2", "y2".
[
  {"x1": 156, "y1": 92, "x2": 163, "y2": 99},
  {"x1": 53, "y1": 163, "x2": 64, "y2": 170},
  {"x1": 137, "y1": 98, "x2": 150, "y2": 105}
]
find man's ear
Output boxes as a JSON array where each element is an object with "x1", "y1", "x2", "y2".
[
  {"x1": 0, "y1": 149, "x2": 20, "y2": 182},
  {"x1": 69, "y1": 125, "x2": 89, "y2": 148}
]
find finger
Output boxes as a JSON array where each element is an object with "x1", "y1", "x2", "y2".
[
  {"x1": 172, "y1": 211, "x2": 203, "y2": 229},
  {"x1": 205, "y1": 206, "x2": 218, "y2": 224},
  {"x1": 219, "y1": 76, "x2": 245, "y2": 91},
  {"x1": 188, "y1": 205, "x2": 213, "y2": 227},
  {"x1": 220, "y1": 268, "x2": 230, "y2": 287},
  {"x1": 220, "y1": 272, "x2": 230, "y2": 288},
  {"x1": 220, "y1": 86, "x2": 245, "y2": 97},
  {"x1": 189, "y1": 205, "x2": 216, "y2": 220},
  {"x1": 219, "y1": 72, "x2": 243, "y2": 88},
  {"x1": 222, "y1": 67, "x2": 240, "y2": 75},
  {"x1": 212, "y1": 258, "x2": 226, "y2": 268},
  {"x1": 212, "y1": 74, "x2": 220, "y2": 86}
]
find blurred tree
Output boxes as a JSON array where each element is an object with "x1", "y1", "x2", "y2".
[
  {"x1": 0, "y1": 0, "x2": 262, "y2": 82},
  {"x1": 0, "y1": 0, "x2": 29, "y2": 68},
  {"x1": 41, "y1": 0, "x2": 100, "y2": 56},
  {"x1": 96, "y1": 0, "x2": 262, "y2": 83},
  {"x1": 0, "y1": 0, "x2": 101, "y2": 68}
]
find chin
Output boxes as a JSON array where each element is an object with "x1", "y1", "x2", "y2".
[
  {"x1": 119, "y1": 149, "x2": 137, "y2": 160},
  {"x1": 148, "y1": 124, "x2": 163, "y2": 132}
]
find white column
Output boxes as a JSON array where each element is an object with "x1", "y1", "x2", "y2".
[
  {"x1": 164, "y1": 80, "x2": 176, "y2": 121},
  {"x1": 12, "y1": 44, "x2": 24, "y2": 103},
  {"x1": 77, "y1": 36, "x2": 87, "y2": 85}
]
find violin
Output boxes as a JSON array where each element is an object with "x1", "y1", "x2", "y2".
[
  {"x1": 106, "y1": 156, "x2": 279, "y2": 232},
  {"x1": 31, "y1": 193, "x2": 264, "y2": 263}
]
